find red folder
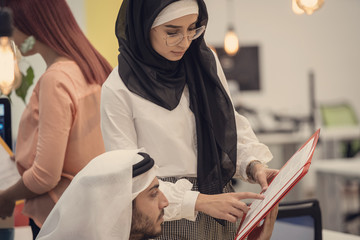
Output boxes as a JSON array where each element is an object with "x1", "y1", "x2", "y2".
[{"x1": 235, "y1": 129, "x2": 320, "y2": 240}]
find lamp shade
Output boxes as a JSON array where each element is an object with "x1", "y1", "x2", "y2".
[
  {"x1": 296, "y1": 0, "x2": 324, "y2": 15},
  {"x1": 292, "y1": 0, "x2": 304, "y2": 15},
  {"x1": 0, "y1": 7, "x2": 19, "y2": 96},
  {"x1": 224, "y1": 27, "x2": 239, "y2": 56}
]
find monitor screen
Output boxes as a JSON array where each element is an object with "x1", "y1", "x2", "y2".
[
  {"x1": 0, "y1": 98, "x2": 12, "y2": 150},
  {"x1": 214, "y1": 46, "x2": 260, "y2": 92}
]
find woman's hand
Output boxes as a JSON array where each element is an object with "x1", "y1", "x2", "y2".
[
  {"x1": 248, "y1": 204, "x2": 279, "y2": 240},
  {"x1": 0, "y1": 190, "x2": 16, "y2": 219},
  {"x1": 195, "y1": 192, "x2": 265, "y2": 223},
  {"x1": 251, "y1": 163, "x2": 279, "y2": 191}
]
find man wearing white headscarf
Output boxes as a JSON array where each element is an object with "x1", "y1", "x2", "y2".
[{"x1": 36, "y1": 149, "x2": 171, "y2": 240}]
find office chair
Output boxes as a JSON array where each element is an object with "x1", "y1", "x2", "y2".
[
  {"x1": 271, "y1": 199, "x2": 322, "y2": 240},
  {"x1": 320, "y1": 102, "x2": 360, "y2": 158}
]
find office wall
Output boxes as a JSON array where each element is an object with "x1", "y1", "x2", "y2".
[
  {"x1": 205, "y1": 0, "x2": 360, "y2": 120},
  {"x1": 84, "y1": 0, "x2": 121, "y2": 67},
  {"x1": 9, "y1": 0, "x2": 360, "y2": 145}
]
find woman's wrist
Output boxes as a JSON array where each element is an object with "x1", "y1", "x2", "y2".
[{"x1": 246, "y1": 160, "x2": 267, "y2": 183}]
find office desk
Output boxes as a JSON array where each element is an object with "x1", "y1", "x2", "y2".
[
  {"x1": 257, "y1": 131, "x2": 310, "y2": 146},
  {"x1": 320, "y1": 126, "x2": 360, "y2": 141},
  {"x1": 320, "y1": 126, "x2": 360, "y2": 158},
  {"x1": 272, "y1": 221, "x2": 360, "y2": 239},
  {"x1": 313, "y1": 158, "x2": 360, "y2": 232},
  {"x1": 256, "y1": 130, "x2": 310, "y2": 169},
  {"x1": 257, "y1": 126, "x2": 360, "y2": 162},
  {"x1": 323, "y1": 229, "x2": 360, "y2": 240}
]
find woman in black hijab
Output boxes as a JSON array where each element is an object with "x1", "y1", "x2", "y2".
[{"x1": 101, "y1": 0, "x2": 278, "y2": 239}]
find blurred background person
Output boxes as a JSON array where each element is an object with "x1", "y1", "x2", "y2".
[{"x1": 0, "y1": 0, "x2": 112, "y2": 239}]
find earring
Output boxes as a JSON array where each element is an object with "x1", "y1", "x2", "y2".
[{"x1": 20, "y1": 36, "x2": 36, "y2": 54}]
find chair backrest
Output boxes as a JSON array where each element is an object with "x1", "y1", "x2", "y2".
[
  {"x1": 320, "y1": 102, "x2": 358, "y2": 127},
  {"x1": 320, "y1": 102, "x2": 360, "y2": 157},
  {"x1": 271, "y1": 199, "x2": 322, "y2": 240}
]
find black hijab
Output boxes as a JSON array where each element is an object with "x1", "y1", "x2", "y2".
[{"x1": 116, "y1": 0, "x2": 237, "y2": 195}]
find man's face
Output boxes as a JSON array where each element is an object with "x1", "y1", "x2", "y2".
[{"x1": 130, "y1": 178, "x2": 169, "y2": 239}]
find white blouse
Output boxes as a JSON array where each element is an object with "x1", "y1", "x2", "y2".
[{"x1": 100, "y1": 52, "x2": 273, "y2": 220}]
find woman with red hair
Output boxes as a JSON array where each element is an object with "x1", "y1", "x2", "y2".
[{"x1": 0, "y1": 0, "x2": 112, "y2": 238}]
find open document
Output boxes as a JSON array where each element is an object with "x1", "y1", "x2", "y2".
[
  {"x1": 0, "y1": 137, "x2": 20, "y2": 190},
  {"x1": 235, "y1": 129, "x2": 320, "y2": 240}
]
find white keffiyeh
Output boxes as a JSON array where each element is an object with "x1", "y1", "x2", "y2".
[{"x1": 36, "y1": 149, "x2": 156, "y2": 240}]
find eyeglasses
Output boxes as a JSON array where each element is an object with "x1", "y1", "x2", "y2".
[{"x1": 165, "y1": 26, "x2": 206, "y2": 47}]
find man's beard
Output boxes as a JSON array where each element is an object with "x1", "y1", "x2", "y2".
[{"x1": 130, "y1": 207, "x2": 164, "y2": 240}]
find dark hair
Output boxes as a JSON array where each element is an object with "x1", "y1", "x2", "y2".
[{"x1": 5, "y1": 0, "x2": 112, "y2": 85}]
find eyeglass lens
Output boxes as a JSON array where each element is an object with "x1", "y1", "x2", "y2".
[{"x1": 166, "y1": 26, "x2": 205, "y2": 46}]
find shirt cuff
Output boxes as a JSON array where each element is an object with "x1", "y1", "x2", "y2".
[
  {"x1": 181, "y1": 190, "x2": 200, "y2": 221},
  {"x1": 239, "y1": 156, "x2": 257, "y2": 181}
]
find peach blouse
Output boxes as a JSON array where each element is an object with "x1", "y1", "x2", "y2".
[{"x1": 15, "y1": 61, "x2": 105, "y2": 226}]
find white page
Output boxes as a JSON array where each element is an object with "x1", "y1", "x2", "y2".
[
  {"x1": 0, "y1": 145, "x2": 20, "y2": 190},
  {"x1": 235, "y1": 137, "x2": 316, "y2": 240}
]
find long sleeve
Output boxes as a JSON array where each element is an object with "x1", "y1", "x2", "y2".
[
  {"x1": 159, "y1": 179, "x2": 199, "y2": 221},
  {"x1": 234, "y1": 113, "x2": 273, "y2": 180},
  {"x1": 21, "y1": 70, "x2": 74, "y2": 194},
  {"x1": 15, "y1": 61, "x2": 105, "y2": 226}
]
